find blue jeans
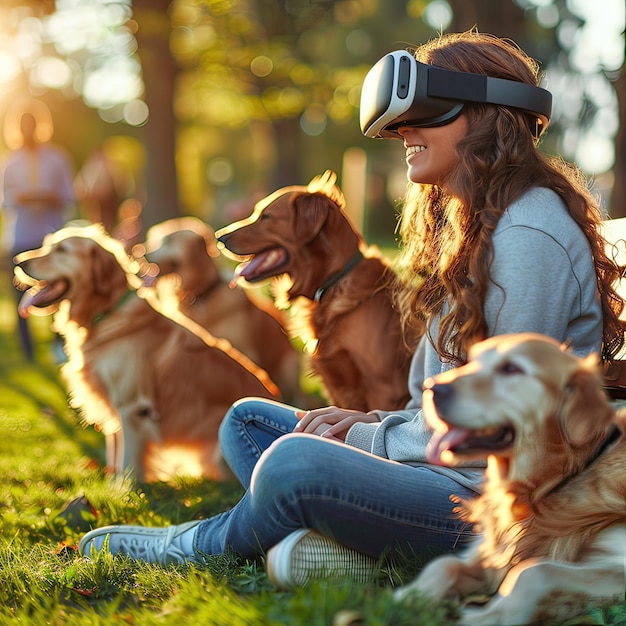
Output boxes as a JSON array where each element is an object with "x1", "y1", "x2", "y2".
[
  {"x1": 12, "y1": 270, "x2": 34, "y2": 360},
  {"x1": 194, "y1": 397, "x2": 477, "y2": 560}
]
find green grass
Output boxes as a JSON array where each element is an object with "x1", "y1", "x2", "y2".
[{"x1": 0, "y1": 276, "x2": 623, "y2": 625}]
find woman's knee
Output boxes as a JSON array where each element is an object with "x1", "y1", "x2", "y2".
[
  {"x1": 251, "y1": 434, "x2": 337, "y2": 490},
  {"x1": 219, "y1": 397, "x2": 272, "y2": 442}
]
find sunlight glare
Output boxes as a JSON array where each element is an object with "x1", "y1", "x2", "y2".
[
  {"x1": 123, "y1": 99, "x2": 149, "y2": 126},
  {"x1": 575, "y1": 132, "x2": 614, "y2": 173},
  {"x1": 83, "y1": 58, "x2": 143, "y2": 109},
  {"x1": 0, "y1": 51, "x2": 21, "y2": 85},
  {"x1": 147, "y1": 445, "x2": 206, "y2": 482},
  {"x1": 43, "y1": 1, "x2": 142, "y2": 111},
  {"x1": 30, "y1": 56, "x2": 73, "y2": 90},
  {"x1": 567, "y1": 0, "x2": 625, "y2": 72}
]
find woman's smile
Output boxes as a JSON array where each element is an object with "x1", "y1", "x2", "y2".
[
  {"x1": 398, "y1": 115, "x2": 469, "y2": 187},
  {"x1": 406, "y1": 145, "x2": 426, "y2": 161}
]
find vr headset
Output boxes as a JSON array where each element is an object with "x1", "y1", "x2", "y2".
[{"x1": 360, "y1": 50, "x2": 552, "y2": 139}]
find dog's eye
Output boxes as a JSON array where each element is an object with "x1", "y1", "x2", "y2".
[
  {"x1": 497, "y1": 361, "x2": 523, "y2": 375},
  {"x1": 56, "y1": 243, "x2": 68, "y2": 253}
]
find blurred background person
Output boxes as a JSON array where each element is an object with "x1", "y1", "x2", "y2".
[
  {"x1": 74, "y1": 145, "x2": 127, "y2": 235},
  {"x1": 1, "y1": 99, "x2": 76, "y2": 361}
]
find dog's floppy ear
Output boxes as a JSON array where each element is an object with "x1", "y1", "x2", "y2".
[
  {"x1": 307, "y1": 170, "x2": 346, "y2": 209},
  {"x1": 292, "y1": 193, "x2": 331, "y2": 244},
  {"x1": 560, "y1": 357, "x2": 615, "y2": 447},
  {"x1": 91, "y1": 244, "x2": 122, "y2": 297}
]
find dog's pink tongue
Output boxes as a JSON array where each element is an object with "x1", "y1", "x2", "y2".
[
  {"x1": 18, "y1": 289, "x2": 37, "y2": 318},
  {"x1": 426, "y1": 426, "x2": 471, "y2": 465},
  {"x1": 17, "y1": 282, "x2": 66, "y2": 318},
  {"x1": 231, "y1": 249, "x2": 285, "y2": 284},
  {"x1": 234, "y1": 253, "x2": 267, "y2": 281}
]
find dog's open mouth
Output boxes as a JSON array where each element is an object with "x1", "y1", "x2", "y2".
[
  {"x1": 427, "y1": 424, "x2": 516, "y2": 465},
  {"x1": 232, "y1": 248, "x2": 289, "y2": 283},
  {"x1": 17, "y1": 280, "x2": 69, "y2": 318}
]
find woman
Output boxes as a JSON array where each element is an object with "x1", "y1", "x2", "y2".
[{"x1": 79, "y1": 30, "x2": 624, "y2": 588}]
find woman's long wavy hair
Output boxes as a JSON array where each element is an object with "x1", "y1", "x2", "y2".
[{"x1": 394, "y1": 30, "x2": 624, "y2": 365}]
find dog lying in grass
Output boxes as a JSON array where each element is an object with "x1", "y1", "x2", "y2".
[
  {"x1": 394, "y1": 333, "x2": 626, "y2": 625},
  {"x1": 216, "y1": 170, "x2": 413, "y2": 412},
  {"x1": 137, "y1": 216, "x2": 306, "y2": 406},
  {"x1": 14, "y1": 224, "x2": 279, "y2": 482}
]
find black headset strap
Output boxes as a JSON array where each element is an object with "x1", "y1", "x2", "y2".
[{"x1": 426, "y1": 65, "x2": 552, "y2": 125}]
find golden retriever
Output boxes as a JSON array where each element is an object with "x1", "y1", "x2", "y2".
[
  {"x1": 136, "y1": 216, "x2": 306, "y2": 405},
  {"x1": 14, "y1": 224, "x2": 279, "y2": 482},
  {"x1": 395, "y1": 333, "x2": 626, "y2": 625},
  {"x1": 215, "y1": 170, "x2": 413, "y2": 412}
]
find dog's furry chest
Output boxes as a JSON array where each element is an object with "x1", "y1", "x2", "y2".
[
  {"x1": 61, "y1": 302, "x2": 162, "y2": 414},
  {"x1": 471, "y1": 446, "x2": 626, "y2": 571},
  {"x1": 83, "y1": 335, "x2": 148, "y2": 389}
]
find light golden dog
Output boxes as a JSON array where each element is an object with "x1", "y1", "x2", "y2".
[
  {"x1": 137, "y1": 216, "x2": 306, "y2": 405},
  {"x1": 14, "y1": 224, "x2": 279, "y2": 482},
  {"x1": 395, "y1": 333, "x2": 626, "y2": 625},
  {"x1": 215, "y1": 171, "x2": 413, "y2": 412}
]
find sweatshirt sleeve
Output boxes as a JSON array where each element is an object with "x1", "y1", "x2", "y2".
[{"x1": 344, "y1": 341, "x2": 474, "y2": 465}]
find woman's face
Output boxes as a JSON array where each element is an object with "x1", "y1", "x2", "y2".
[{"x1": 398, "y1": 115, "x2": 469, "y2": 188}]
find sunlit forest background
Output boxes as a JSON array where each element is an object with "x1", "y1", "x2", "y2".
[{"x1": 0, "y1": 0, "x2": 624, "y2": 248}]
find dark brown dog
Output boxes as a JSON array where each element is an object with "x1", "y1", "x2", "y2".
[
  {"x1": 216, "y1": 171, "x2": 412, "y2": 412},
  {"x1": 395, "y1": 333, "x2": 626, "y2": 625},
  {"x1": 14, "y1": 224, "x2": 279, "y2": 482},
  {"x1": 137, "y1": 216, "x2": 306, "y2": 406}
]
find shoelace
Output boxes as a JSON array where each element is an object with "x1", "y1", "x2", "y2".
[{"x1": 118, "y1": 528, "x2": 188, "y2": 565}]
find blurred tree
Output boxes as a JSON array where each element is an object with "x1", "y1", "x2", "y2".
[
  {"x1": 2, "y1": 0, "x2": 622, "y2": 230},
  {"x1": 173, "y1": 0, "x2": 623, "y2": 227},
  {"x1": 169, "y1": 0, "x2": 436, "y2": 228},
  {"x1": 171, "y1": 0, "x2": 366, "y2": 217},
  {"x1": 133, "y1": 0, "x2": 181, "y2": 225},
  {"x1": 447, "y1": 0, "x2": 525, "y2": 36}
]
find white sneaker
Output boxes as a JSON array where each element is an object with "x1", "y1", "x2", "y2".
[
  {"x1": 78, "y1": 520, "x2": 203, "y2": 565},
  {"x1": 265, "y1": 529, "x2": 380, "y2": 589}
]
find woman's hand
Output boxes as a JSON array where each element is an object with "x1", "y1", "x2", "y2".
[{"x1": 293, "y1": 406, "x2": 380, "y2": 441}]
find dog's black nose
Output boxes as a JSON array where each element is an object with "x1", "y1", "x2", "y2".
[
  {"x1": 430, "y1": 383, "x2": 455, "y2": 410},
  {"x1": 215, "y1": 231, "x2": 230, "y2": 246}
]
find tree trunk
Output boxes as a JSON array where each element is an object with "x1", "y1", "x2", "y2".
[
  {"x1": 447, "y1": 0, "x2": 526, "y2": 39},
  {"x1": 132, "y1": 0, "x2": 180, "y2": 230}
]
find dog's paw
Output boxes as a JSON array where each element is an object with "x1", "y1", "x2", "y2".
[
  {"x1": 393, "y1": 582, "x2": 419, "y2": 603},
  {"x1": 458, "y1": 592, "x2": 562, "y2": 626},
  {"x1": 395, "y1": 556, "x2": 466, "y2": 603},
  {"x1": 459, "y1": 605, "x2": 499, "y2": 626},
  {"x1": 393, "y1": 575, "x2": 446, "y2": 603}
]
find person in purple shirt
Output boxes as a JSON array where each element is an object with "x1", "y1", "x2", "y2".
[{"x1": 1, "y1": 103, "x2": 75, "y2": 360}]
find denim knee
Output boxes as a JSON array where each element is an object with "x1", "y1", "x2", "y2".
[
  {"x1": 219, "y1": 397, "x2": 266, "y2": 445},
  {"x1": 250, "y1": 434, "x2": 332, "y2": 497}
]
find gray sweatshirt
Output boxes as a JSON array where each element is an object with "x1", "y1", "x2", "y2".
[{"x1": 345, "y1": 187, "x2": 603, "y2": 492}]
